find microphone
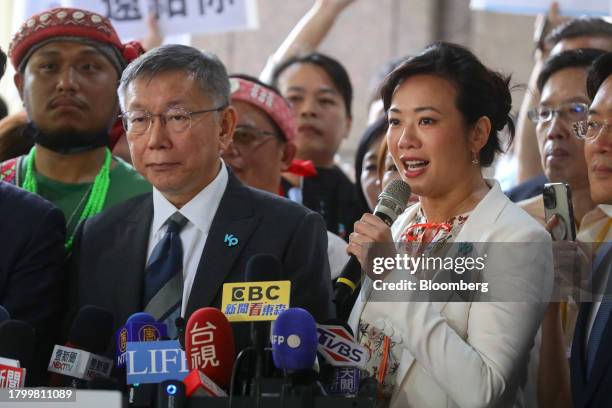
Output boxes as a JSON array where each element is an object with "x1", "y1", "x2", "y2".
[
  {"x1": 158, "y1": 380, "x2": 186, "y2": 408},
  {"x1": 48, "y1": 305, "x2": 114, "y2": 387},
  {"x1": 317, "y1": 320, "x2": 366, "y2": 396},
  {"x1": 183, "y1": 307, "x2": 234, "y2": 397},
  {"x1": 271, "y1": 308, "x2": 319, "y2": 387},
  {"x1": 245, "y1": 254, "x2": 283, "y2": 383},
  {"x1": 116, "y1": 312, "x2": 167, "y2": 368},
  {"x1": 0, "y1": 306, "x2": 10, "y2": 323},
  {"x1": 0, "y1": 320, "x2": 35, "y2": 388},
  {"x1": 334, "y1": 180, "x2": 412, "y2": 315}
]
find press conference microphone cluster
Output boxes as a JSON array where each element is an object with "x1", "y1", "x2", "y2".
[{"x1": 334, "y1": 180, "x2": 412, "y2": 314}]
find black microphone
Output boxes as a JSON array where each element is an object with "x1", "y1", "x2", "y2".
[
  {"x1": 0, "y1": 319, "x2": 36, "y2": 387},
  {"x1": 245, "y1": 254, "x2": 282, "y2": 386},
  {"x1": 334, "y1": 180, "x2": 412, "y2": 316},
  {"x1": 48, "y1": 305, "x2": 114, "y2": 388},
  {"x1": 157, "y1": 380, "x2": 186, "y2": 408},
  {"x1": 0, "y1": 305, "x2": 10, "y2": 323}
]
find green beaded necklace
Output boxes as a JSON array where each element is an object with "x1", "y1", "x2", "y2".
[{"x1": 22, "y1": 146, "x2": 112, "y2": 251}]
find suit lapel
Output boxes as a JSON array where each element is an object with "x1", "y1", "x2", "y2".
[
  {"x1": 571, "y1": 302, "x2": 591, "y2": 406},
  {"x1": 185, "y1": 173, "x2": 260, "y2": 318},
  {"x1": 113, "y1": 195, "x2": 153, "y2": 318},
  {"x1": 583, "y1": 249, "x2": 612, "y2": 405}
]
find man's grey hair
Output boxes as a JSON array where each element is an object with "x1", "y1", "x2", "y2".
[{"x1": 118, "y1": 44, "x2": 230, "y2": 110}]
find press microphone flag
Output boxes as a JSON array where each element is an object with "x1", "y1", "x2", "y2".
[{"x1": 47, "y1": 345, "x2": 113, "y2": 381}]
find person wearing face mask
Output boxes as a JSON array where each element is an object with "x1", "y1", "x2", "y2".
[
  {"x1": 0, "y1": 8, "x2": 151, "y2": 250},
  {"x1": 347, "y1": 42, "x2": 553, "y2": 407}
]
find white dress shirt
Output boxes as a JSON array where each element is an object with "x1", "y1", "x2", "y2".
[{"x1": 147, "y1": 163, "x2": 229, "y2": 316}]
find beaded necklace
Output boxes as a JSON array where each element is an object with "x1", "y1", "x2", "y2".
[{"x1": 22, "y1": 146, "x2": 112, "y2": 251}]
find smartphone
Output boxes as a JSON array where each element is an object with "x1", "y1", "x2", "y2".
[{"x1": 543, "y1": 182, "x2": 576, "y2": 241}]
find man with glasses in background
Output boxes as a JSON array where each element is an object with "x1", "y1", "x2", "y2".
[{"x1": 66, "y1": 45, "x2": 335, "y2": 358}]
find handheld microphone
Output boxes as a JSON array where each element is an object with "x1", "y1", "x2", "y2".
[
  {"x1": 0, "y1": 320, "x2": 35, "y2": 388},
  {"x1": 48, "y1": 306, "x2": 114, "y2": 387},
  {"x1": 271, "y1": 308, "x2": 319, "y2": 385},
  {"x1": 183, "y1": 307, "x2": 234, "y2": 397},
  {"x1": 334, "y1": 180, "x2": 412, "y2": 315}
]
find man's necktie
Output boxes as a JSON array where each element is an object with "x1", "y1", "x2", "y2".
[{"x1": 143, "y1": 212, "x2": 188, "y2": 336}]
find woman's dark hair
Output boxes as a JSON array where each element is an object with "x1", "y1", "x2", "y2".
[
  {"x1": 0, "y1": 47, "x2": 6, "y2": 80},
  {"x1": 537, "y1": 48, "x2": 606, "y2": 92},
  {"x1": 271, "y1": 52, "x2": 353, "y2": 117},
  {"x1": 587, "y1": 52, "x2": 612, "y2": 99},
  {"x1": 380, "y1": 42, "x2": 514, "y2": 167},
  {"x1": 354, "y1": 116, "x2": 387, "y2": 211}
]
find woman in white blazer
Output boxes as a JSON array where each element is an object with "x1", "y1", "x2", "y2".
[{"x1": 347, "y1": 42, "x2": 553, "y2": 408}]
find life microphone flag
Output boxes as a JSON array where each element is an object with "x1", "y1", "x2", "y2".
[
  {"x1": 116, "y1": 313, "x2": 168, "y2": 368},
  {"x1": 125, "y1": 340, "x2": 188, "y2": 385},
  {"x1": 47, "y1": 345, "x2": 113, "y2": 381},
  {"x1": 271, "y1": 308, "x2": 318, "y2": 372},
  {"x1": 184, "y1": 307, "x2": 234, "y2": 388}
]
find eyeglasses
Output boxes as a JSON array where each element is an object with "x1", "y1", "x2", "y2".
[
  {"x1": 231, "y1": 126, "x2": 279, "y2": 152},
  {"x1": 120, "y1": 105, "x2": 226, "y2": 135},
  {"x1": 572, "y1": 119, "x2": 612, "y2": 140},
  {"x1": 527, "y1": 102, "x2": 588, "y2": 124}
]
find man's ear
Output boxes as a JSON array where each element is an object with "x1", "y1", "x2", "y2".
[
  {"x1": 280, "y1": 142, "x2": 297, "y2": 172},
  {"x1": 14, "y1": 72, "x2": 25, "y2": 101},
  {"x1": 218, "y1": 105, "x2": 237, "y2": 151}
]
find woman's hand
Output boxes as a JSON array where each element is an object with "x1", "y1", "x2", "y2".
[{"x1": 348, "y1": 214, "x2": 393, "y2": 267}]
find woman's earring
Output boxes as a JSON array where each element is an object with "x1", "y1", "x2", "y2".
[{"x1": 471, "y1": 152, "x2": 479, "y2": 165}]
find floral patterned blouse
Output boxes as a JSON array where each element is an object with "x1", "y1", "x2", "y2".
[{"x1": 357, "y1": 208, "x2": 471, "y2": 398}]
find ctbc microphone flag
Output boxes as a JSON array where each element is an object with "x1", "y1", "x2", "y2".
[
  {"x1": 116, "y1": 312, "x2": 167, "y2": 368},
  {"x1": 184, "y1": 308, "x2": 234, "y2": 389},
  {"x1": 47, "y1": 345, "x2": 113, "y2": 381},
  {"x1": 221, "y1": 281, "x2": 290, "y2": 322},
  {"x1": 271, "y1": 308, "x2": 318, "y2": 372}
]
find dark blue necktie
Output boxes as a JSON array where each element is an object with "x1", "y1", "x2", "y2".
[
  {"x1": 143, "y1": 212, "x2": 188, "y2": 331},
  {"x1": 586, "y1": 241, "x2": 612, "y2": 378}
]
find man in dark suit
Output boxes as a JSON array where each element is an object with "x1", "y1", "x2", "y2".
[
  {"x1": 66, "y1": 44, "x2": 335, "y2": 357},
  {"x1": 568, "y1": 52, "x2": 612, "y2": 408},
  {"x1": 0, "y1": 46, "x2": 66, "y2": 385}
]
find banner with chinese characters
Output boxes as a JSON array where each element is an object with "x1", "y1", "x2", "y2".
[
  {"x1": 470, "y1": 0, "x2": 610, "y2": 16},
  {"x1": 14, "y1": 0, "x2": 259, "y2": 41}
]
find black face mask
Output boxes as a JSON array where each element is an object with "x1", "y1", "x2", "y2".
[{"x1": 24, "y1": 122, "x2": 109, "y2": 155}]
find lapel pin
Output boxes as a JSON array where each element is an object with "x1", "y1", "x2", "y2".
[{"x1": 224, "y1": 234, "x2": 238, "y2": 247}]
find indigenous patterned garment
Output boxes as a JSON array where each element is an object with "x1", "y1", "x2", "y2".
[{"x1": 357, "y1": 207, "x2": 471, "y2": 398}]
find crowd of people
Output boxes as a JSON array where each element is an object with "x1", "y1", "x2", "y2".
[{"x1": 0, "y1": 1, "x2": 611, "y2": 407}]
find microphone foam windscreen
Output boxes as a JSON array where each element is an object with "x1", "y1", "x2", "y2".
[
  {"x1": 272, "y1": 308, "x2": 318, "y2": 372},
  {"x1": 69, "y1": 305, "x2": 114, "y2": 354},
  {"x1": 185, "y1": 307, "x2": 235, "y2": 388},
  {"x1": 0, "y1": 320, "x2": 35, "y2": 365},
  {"x1": 126, "y1": 312, "x2": 155, "y2": 324},
  {"x1": 245, "y1": 254, "x2": 282, "y2": 281},
  {"x1": 0, "y1": 305, "x2": 10, "y2": 323}
]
